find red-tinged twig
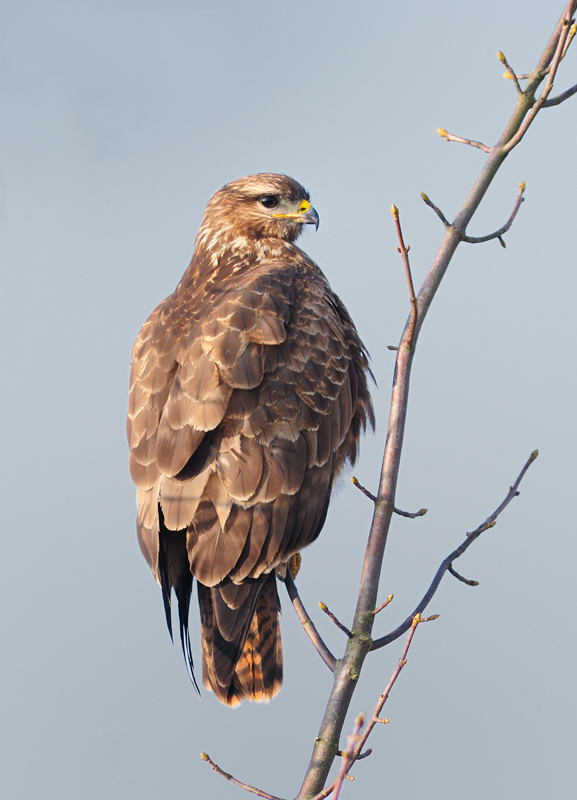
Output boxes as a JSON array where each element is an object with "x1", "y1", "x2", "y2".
[
  {"x1": 391, "y1": 204, "x2": 418, "y2": 347},
  {"x1": 498, "y1": 50, "x2": 523, "y2": 94},
  {"x1": 394, "y1": 506, "x2": 428, "y2": 519},
  {"x1": 351, "y1": 476, "x2": 377, "y2": 502},
  {"x1": 284, "y1": 571, "x2": 337, "y2": 671},
  {"x1": 373, "y1": 594, "x2": 394, "y2": 615},
  {"x1": 448, "y1": 564, "x2": 479, "y2": 586},
  {"x1": 319, "y1": 602, "x2": 353, "y2": 638},
  {"x1": 329, "y1": 713, "x2": 365, "y2": 800},
  {"x1": 371, "y1": 450, "x2": 538, "y2": 650},
  {"x1": 463, "y1": 181, "x2": 525, "y2": 246},
  {"x1": 351, "y1": 615, "x2": 438, "y2": 765},
  {"x1": 420, "y1": 192, "x2": 450, "y2": 228},
  {"x1": 437, "y1": 128, "x2": 492, "y2": 153},
  {"x1": 543, "y1": 82, "x2": 577, "y2": 105},
  {"x1": 200, "y1": 753, "x2": 285, "y2": 800}
]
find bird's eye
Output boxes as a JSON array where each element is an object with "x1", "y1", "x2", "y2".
[{"x1": 260, "y1": 195, "x2": 279, "y2": 209}]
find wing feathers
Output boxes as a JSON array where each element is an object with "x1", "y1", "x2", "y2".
[
  {"x1": 156, "y1": 417, "x2": 205, "y2": 477},
  {"x1": 159, "y1": 470, "x2": 210, "y2": 531}
]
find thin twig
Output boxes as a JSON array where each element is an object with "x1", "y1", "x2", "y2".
[
  {"x1": 284, "y1": 571, "x2": 337, "y2": 671},
  {"x1": 421, "y1": 192, "x2": 450, "y2": 227},
  {"x1": 448, "y1": 564, "x2": 479, "y2": 586},
  {"x1": 391, "y1": 204, "x2": 418, "y2": 346},
  {"x1": 393, "y1": 506, "x2": 428, "y2": 518},
  {"x1": 543, "y1": 82, "x2": 577, "y2": 105},
  {"x1": 371, "y1": 450, "x2": 538, "y2": 650},
  {"x1": 467, "y1": 450, "x2": 538, "y2": 536},
  {"x1": 351, "y1": 476, "x2": 376, "y2": 502},
  {"x1": 437, "y1": 128, "x2": 492, "y2": 153},
  {"x1": 319, "y1": 602, "x2": 353, "y2": 638},
  {"x1": 498, "y1": 50, "x2": 523, "y2": 94},
  {"x1": 373, "y1": 595, "x2": 394, "y2": 615},
  {"x1": 200, "y1": 753, "x2": 285, "y2": 800},
  {"x1": 463, "y1": 181, "x2": 525, "y2": 246}
]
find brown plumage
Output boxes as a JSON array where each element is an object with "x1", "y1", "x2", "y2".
[{"x1": 127, "y1": 174, "x2": 374, "y2": 706}]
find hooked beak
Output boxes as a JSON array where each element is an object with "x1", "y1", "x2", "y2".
[{"x1": 298, "y1": 203, "x2": 320, "y2": 230}]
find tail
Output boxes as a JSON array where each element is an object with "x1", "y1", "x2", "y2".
[{"x1": 197, "y1": 573, "x2": 283, "y2": 707}]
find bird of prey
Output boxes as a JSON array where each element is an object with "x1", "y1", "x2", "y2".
[{"x1": 127, "y1": 174, "x2": 374, "y2": 706}]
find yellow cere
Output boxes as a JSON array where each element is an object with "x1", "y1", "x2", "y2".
[{"x1": 273, "y1": 198, "x2": 311, "y2": 219}]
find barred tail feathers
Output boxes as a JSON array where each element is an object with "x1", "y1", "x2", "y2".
[{"x1": 198, "y1": 573, "x2": 283, "y2": 707}]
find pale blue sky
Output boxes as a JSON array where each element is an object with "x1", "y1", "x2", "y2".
[{"x1": 2, "y1": 2, "x2": 576, "y2": 798}]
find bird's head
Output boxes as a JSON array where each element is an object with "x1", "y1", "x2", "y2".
[{"x1": 199, "y1": 173, "x2": 319, "y2": 246}]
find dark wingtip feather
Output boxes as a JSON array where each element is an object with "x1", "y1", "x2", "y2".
[
  {"x1": 158, "y1": 536, "x2": 175, "y2": 643},
  {"x1": 158, "y1": 524, "x2": 200, "y2": 695},
  {"x1": 162, "y1": 590, "x2": 174, "y2": 642},
  {"x1": 179, "y1": 609, "x2": 201, "y2": 696}
]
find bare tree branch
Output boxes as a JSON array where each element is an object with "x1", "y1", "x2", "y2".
[
  {"x1": 463, "y1": 181, "x2": 526, "y2": 246},
  {"x1": 436, "y1": 128, "x2": 491, "y2": 153},
  {"x1": 371, "y1": 450, "x2": 538, "y2": 650},
  {"x1": 351, "y1": 476, "x2": 377, "y2": 502},
  {"x1": 498, "y1": 50, "x2": 523, "y2": 94},
  {"x1": 319, "y1": 602, "x2": 353, "y2": 639},
  {"x1": 542, "y1": 82, "x2": 577, "y2": 105},
  {"x1": 393, "y1": 506, "x2": 428, "y2": 519},
  {"x1": 420, "y1": 192, "x2": 450, "y2": 228},
  {"x1": 391, "y1": 205, "x2": 418, "y2": 347},
  {"x1": 448, "y1": 564, "x2": 479, "y2": 586},
  {"x1": 372, "y1": 595, "x2": 394, "y2": 615},
  {"x1": 284, "y1": 572, "x2": 337, "y2": 672},
  {"x1": 200, "y1": 753, "x2": 286, "y2": 800}
]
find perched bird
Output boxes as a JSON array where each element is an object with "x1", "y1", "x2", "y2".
[{"x1": 127, "y1": 174, "x2": 373, "y2": 706}]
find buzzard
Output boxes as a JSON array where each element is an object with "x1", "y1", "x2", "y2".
[{"x1": 127, "y1": 174, "x2": 373, "y2": 706}]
